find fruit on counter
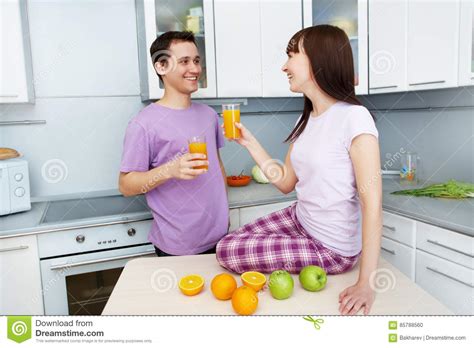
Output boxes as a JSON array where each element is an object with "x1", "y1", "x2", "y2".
[
  {"x1": 391, "y1": 180, "x2": 474, "y2": 199},
  {"x1": 211, "y1": 273, "x2": 237, "y2": 300},
  {"x1": 251, "y1": 165, "x2": 270, "y2": 184},
  {"x1": 299, "y1": 265, "x2": 327, "y2": 292},
  {"x1": 241, "y1": 271, "x2": 267, "y2": 292},
  {"x1": 178, "y1": 274, "x2": 204, "y2": 296},
  {"x1": 268, "y1": 270, "x2": 294, "y2": 300},
  {"x1": 231, "y1": 286, "x2": 258, "y2": 315}
]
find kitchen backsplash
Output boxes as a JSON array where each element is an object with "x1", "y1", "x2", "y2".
[
  {"x1": 361, "y1": 87, "x2": 473, "y2": 184},
  {"x1": 0, "y1": 0, "x2": 472, "y2": 199}
]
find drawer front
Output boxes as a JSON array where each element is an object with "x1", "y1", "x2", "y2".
[
  {"x1": 239, "y1": 200, "x2": 296, "y2": 227},
  {"x1": 417, "y1": 222, "x2": 473, "y2": 269},
  {"x1": 38, "y1": 219, "x2": 152, "y2": 258},
  {"x1": 415, "y1": 250, "x2": 473, "y2": 315},
  {"x1": 382, "y1": 211, "x2": 416, "y2": 247},
  {"x1": 381, "y1": 236, "x2": 415, "y2": 281}
]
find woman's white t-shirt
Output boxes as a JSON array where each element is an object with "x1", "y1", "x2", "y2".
[{"x1": 291, "y1": 101, "x2": 379, "y2": 257}]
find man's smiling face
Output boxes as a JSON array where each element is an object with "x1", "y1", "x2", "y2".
[{"x1": 155, "y1": 40, "x2": 201, "y2": 94}]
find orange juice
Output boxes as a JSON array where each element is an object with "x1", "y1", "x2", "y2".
[
  {"x1": 188, "y1": 142, "x2": 208, "y2": 170},
  {"x1": 223, "y1": 109, "x2": 241, "y2": 139}
]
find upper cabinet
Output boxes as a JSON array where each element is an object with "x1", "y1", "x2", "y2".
[
  {"x1": 136, "y1": 0, "x2": 217, "y2": 99},
  {"x1": 260, "y1": 0, "x2": 303, "y2": 97},
  {"x1": 368, "y1": 0, "x2": 407, "y2": 94},
  {"x1": 138, "y1": 0, "x2": 302, "y2": 100},
  {"x1": 214, "y1": 0, "x2": 262, "y2": 97},
  {"x1": 407, "y1": 0, "x2": 459, "y2": 91},
  {"x1": 459, "y1": 0, "x2": 474, "y2": 86},
  {"x1": 303, "y1": 0, "x2": 368, "y2": 95},
  {"x1": 136, "y1": 0, "x2": 468, "y2": 99},
  {"x1": 369, "y1": 0, "x2": 460, "y2": 93},
  {"x1": 0, "y1": 0, "x2": 34, "y2": 103},
  {"x1": 212, "y1": 0, "x2": 302, "y2": 98}
]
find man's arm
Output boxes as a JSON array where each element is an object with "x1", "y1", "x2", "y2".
[{"x1": 119, "y1": 153, "x2": 208, "y2": 196}]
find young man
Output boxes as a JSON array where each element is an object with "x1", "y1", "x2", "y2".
[{"x1": 119, "y1": 31, "x2": 228, "y2": 256}]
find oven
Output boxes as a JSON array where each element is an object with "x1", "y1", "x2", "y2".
[{"x1": 38, "y1": 218, "x2": 155, "y2": 315}]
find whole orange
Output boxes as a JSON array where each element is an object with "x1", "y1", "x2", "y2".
[
  {"x1": 231, "y1": 286, "x2": 258, "y2": 315},
  {"x1": 211, "y1": 273, "x2": 237, "y2": 300}
]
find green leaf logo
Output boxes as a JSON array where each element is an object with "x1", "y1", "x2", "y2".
[{"x1": 7, "y1": 316, "x2": 32, "y2": 343}]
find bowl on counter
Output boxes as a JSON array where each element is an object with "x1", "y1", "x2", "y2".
[{"x1": 227, "y1": 175, "x2": 252, "y2": 187}]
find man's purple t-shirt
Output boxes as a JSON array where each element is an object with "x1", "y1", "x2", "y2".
[{"x1": 120, "y1": 102, "x2": 228, "y2": 255}]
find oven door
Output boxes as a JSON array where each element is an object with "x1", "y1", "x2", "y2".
[{"x1": 40, "y1": 244, "x2": 155, "y2": 315}]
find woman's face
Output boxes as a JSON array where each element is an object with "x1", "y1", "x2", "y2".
[{"x1": 281, "y1": 48, "x2": 315, "y2": 94}]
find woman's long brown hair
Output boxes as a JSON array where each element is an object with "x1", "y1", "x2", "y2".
[{"x1": 284, "y1": 25, "x2": 373, "y2": 143}]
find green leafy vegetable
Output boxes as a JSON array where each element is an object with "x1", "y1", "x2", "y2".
[{"x1": 391, "y1": 180, "x2": 474, "y2": 199}]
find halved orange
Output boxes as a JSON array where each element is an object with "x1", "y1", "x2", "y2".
[
  {"x1": 179, "y1": 274, "x2": 204, "y2": 296},
  {"x1": 241, "y1": 271, "x2": 267, "y2": 292}
]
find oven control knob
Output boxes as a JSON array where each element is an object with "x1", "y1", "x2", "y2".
[
  {"x1": 15, "y1": 173, "x2": 23, "y2": 181},
  {"x1": 127, "y1": 228, "x2": 136, "y2": 236},
  {"x1": 14, "y1": 187, "x2": 25, "y2": 197},
  {"x1": 76, "y1": 235, "x2": 85, "y2": 243}
]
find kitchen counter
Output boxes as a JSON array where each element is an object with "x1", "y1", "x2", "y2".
[
  {"x1": 0, "y1": 178, "x2": 472, "y2": 239},
  {"x1": 0, "y1": 182, "x2": 296, "y2": 239},
  {"x1": 101, "y1": 254, "x2": 452, "y2": 315},
  {"x1": 381, "y1": 177, "x2": 473, "y2": 237}
]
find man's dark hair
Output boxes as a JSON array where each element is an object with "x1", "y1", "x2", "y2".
[{"x1": 149, "y1": 31, "x2": 197, "y2": 81}]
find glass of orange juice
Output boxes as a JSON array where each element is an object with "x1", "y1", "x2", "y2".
[
  {"x1": 222, "y1": 104, "x2": 241, "y2": 139},
  {"x1": 188, "y1": 135, "x2": 208, "y2": 170}
]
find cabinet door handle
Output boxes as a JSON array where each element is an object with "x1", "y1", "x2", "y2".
[
  {"x1": 383, "y1": 224, "x2": 396, "y2": 232},
  {"x1": 409, "y1": 80, "x2": 446, "y2": 86},
  {"x1": 426, "y1": 239, "x2": 474, "y2": 258},
  {"x1": 0, "y1": 245, "x2": 29, "y2": 253},
  {"x1": 426, "y1": 267, "x2": 473, "y2": 288},
  {"x1": 370, "y1": 85, "x2": 398, "y2": 90},
  {"x1": 381, "y1": 246, "x2": 396, "y2": 255}
]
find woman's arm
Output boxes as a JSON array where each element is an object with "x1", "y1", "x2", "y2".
[
  {"x1": 339, "y1": 133, "x2": 383, "y2": 315},
  {"x1": 231, "y1": 122, "x2": 298, "y2": 194}
]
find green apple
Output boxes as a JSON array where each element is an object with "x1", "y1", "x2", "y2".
[
  {"x1": 299, "y1": 265, "x2": 327, "y2": 292},
  {"x1": 268, "y1": 270, "x2": 294, "y2": 300}
]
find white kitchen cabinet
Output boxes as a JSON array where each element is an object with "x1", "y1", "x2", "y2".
[
  {"x1": 407, "y1": 0, "x2": 460, "y2": 91},
  {"x1": 215, "y1": 0, "x2": 302, "y2": 98},
  {"x1": 303, "y1": 0, "x2": 368, "y2": 95},
  {"x1": 136, "y1": 0, "x2": 217, "y2": 100},
  {"x1": 381, "y1": 211, "x2": 473, "y2": 314},
  {"x1": 239, "y1": 200, "x2": 296, "y2": 226},
  {"x1": 416, "y1": 222, "x2": 474, "y2": 269},
  {"x1": 459, "y1": 0, "x2": 474, "y2": 86},
  {"x1": 214, "y1": 0, "x2": 262, "y2": 97},
  {"x1": 0, "y1": 0, "x2": 34, "y2": 103},
  {"x1": 381, "y1": 236, "x2": 415, "y2": 281},
  {"x1": 382, "y1": 211, "x2": 416, "y2": 247},
  {"x1": 368, "y1": 0, "x2": 407, "y2": 94},
  {"x1": 260, "y1": 0, "x2": 303, "y2": 97},
  {"x1": 0, "y1": 235, "x2": 44, "y2": 315},
  {"x1": 416, "y1": 249, "x2": 473, "y2": 315}
]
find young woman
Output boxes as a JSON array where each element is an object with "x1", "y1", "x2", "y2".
[{"x1": 216, "y1": 25, "x2": 382, "y2": 315}]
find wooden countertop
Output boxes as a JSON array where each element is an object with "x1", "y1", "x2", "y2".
[{"x1": 102, "y1": 254, "x2": 452, "y2": 315}]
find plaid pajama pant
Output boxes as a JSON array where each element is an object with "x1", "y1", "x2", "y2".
[{"x1": 216, "y1": 203, "x2": 360, "y2": 274}]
